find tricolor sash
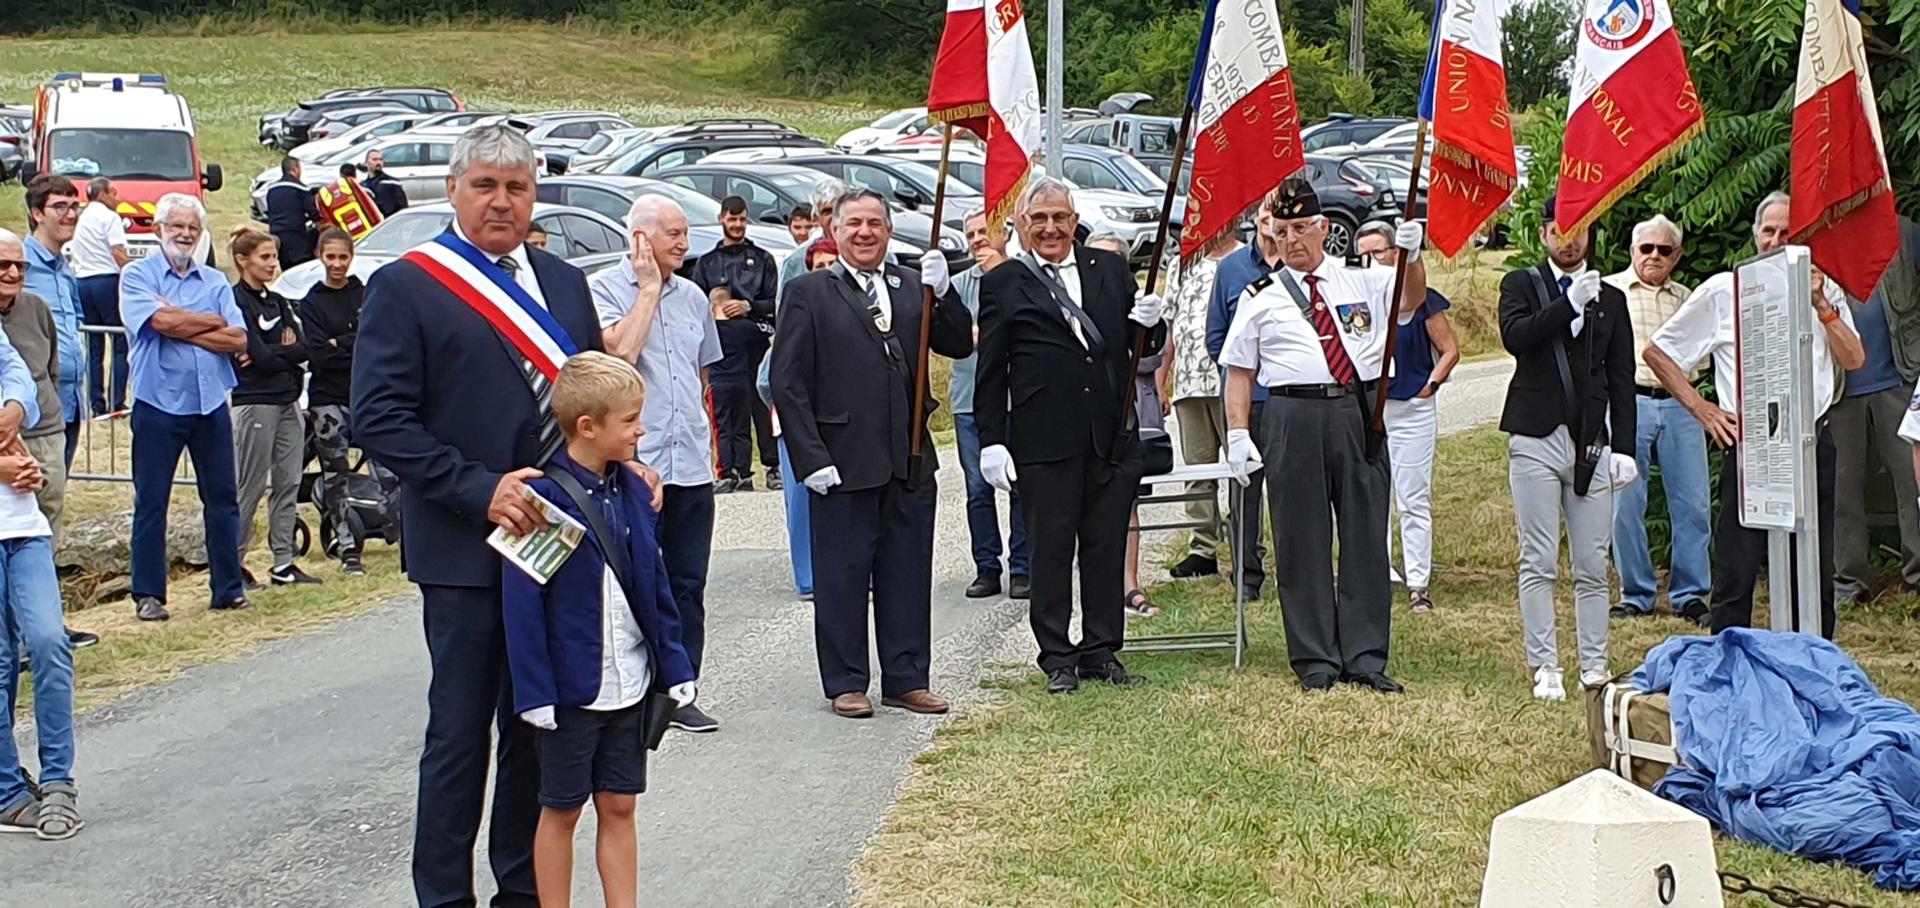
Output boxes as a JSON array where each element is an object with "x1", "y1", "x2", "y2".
[{"x1": 400, "y1": 231, "x2": 579, "y2": 379}]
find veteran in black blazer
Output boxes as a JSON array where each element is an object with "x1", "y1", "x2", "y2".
[
  {"x1": 771, "y1": 189, "x2": 972, "y2": 719},
  {"x1": 974, "y1": 177, "x2": 1168, "y2": 694},
  {"x1": 350, "y1": 125, "x2": 614, "y2": 908}
]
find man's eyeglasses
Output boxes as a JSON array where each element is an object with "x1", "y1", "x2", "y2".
[
  {"x1": 39, "y1": 201, "x2": 82, "y2": 217},
  {"x1": 1637, "y1": 243, "x2": 1676, "y2": 257},
  {"x1": 0, "y1": 260, "x2": 26, "y2": 274}
]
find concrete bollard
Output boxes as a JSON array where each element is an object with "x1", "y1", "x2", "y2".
[{"x1": 1481, "y1": 769, "x2": 1721, "y2": 907}]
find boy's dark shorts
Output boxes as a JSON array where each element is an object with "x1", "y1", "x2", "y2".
[{"x1": 536, "y1": 702, "x2": 649, "y2": 810}]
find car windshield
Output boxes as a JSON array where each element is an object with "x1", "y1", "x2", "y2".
[
  {"x1": 579, "y1": 132, "x2": 617, "y2": 155},
  {"x1": 765, "y1": 170, "x2": 829, "y2": 197},
  {"x1": 43, "y1": 128, "x2": 196, "y2": 181},
  {"x1": 1134, "y1": 121, "x2": 1177, "y2": 154},
  {"x1": 873, "y1": 109, "x2": 922, "y2": 129},
  {"x1": 635, "y1": 183, "x2": 722, "y2": 222},
  {"x1": 358, "y1": 210, "x2": 453, "y2": 255},
  {"x1": 888, "y1": 159, "x2": 982, "y2": 196},
  {"x1": 1109, "y1": 153, "x2": 1167, "y2": 192}
]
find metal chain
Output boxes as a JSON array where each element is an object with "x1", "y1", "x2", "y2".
[{"x1": 1720, "y1": 871, "x2": 1874, "y2": 908}]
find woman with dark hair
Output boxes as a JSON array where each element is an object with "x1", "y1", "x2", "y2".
[{"x1": 228, "y1": 227, "x2": 316, "y2": 588}]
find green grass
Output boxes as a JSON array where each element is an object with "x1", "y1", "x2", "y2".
[{"x1": 853, "y1": 425, "x2": 1920, "y2": 907}]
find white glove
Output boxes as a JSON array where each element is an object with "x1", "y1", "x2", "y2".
[
  {"x1": 1129, "y1": 289, "x2": 1166, "y2": 327},
  {"x1": 668, "y1": 681, "x2": 698, "y2": 707},
  {"x1": 1607, "y1": 452, "x2": 1639, "y2": 491},
  {"x1": 1226, "y1": 428, "x2": 1262, "y2": 484},
  {"x1": 1393, "y1": 220, "x2": 1425, "y2": 263},
  {"x1": 803, "y1": 465, "x2": 842, "y2": 495},
  {"x1": 1569, "y1": 270, "x2": 1601, "y2": 309},
  {"x1": 980, "y1": 444, "x2": 1017, "y2": 492},
  {"x1": 919, "y1": 250, "x2": 951, "y2": 297},
  {"x1": 520, "y1": 706, "x2": 557, "y2": 731}
]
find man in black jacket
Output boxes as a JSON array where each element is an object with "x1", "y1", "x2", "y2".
[
  {"x1": 1496, "y1": 195, "x2": 1637, "y2": 701},
  {"x1": 975, "y1": 177, "x2": 1169, "y2": 695},
  {"x1": 263, "y1": 157, "x2": 319, "y2": 270},
  {"x1": 772, "y1": 189, "x2": 972, "y2": 719},
  {"x1": 362, "y1": 149, "x2": 409, "y2": 216},
  {"x1": 691, "y1": 195, "x2": 779, "y2": 491}
]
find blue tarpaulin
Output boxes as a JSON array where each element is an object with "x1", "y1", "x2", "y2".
[{"x1": 1633, "y1": 629, "x2": 1920, "y2": 889}]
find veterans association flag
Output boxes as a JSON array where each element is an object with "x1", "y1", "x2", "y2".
[
  {"x1": 1418, "y1": 0, "x2": 1517, "y2": 257},
  {"x1": 1555, "y1": 0, "x2": 1703, "y2": 236},
  {"x1": 926, "y1": 0, "x2": 1042, "y2": 233},
  {"x1": 1790, "y1": 0, "x2": 1899, "y2": 301},
  {"x1": 1179, "y1": 0, "x2": 1304, "y2": 259}
]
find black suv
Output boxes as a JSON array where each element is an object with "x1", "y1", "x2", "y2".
[
  {"x1": 1297, "y1": 153, "x2": 1408, "y2": 257},
  {"x1": 1299, "y1": 114, "x2": 1409, "y2": 154},
  {"x1": 262, "y1": 86, "x2": 464, "y2": 149},
  {"x1": 590, "y1": 119, "x2": 826, "y2": 177}
]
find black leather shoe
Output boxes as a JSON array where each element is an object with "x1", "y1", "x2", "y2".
[
  {"x1": 1675, "y1": 600, "x2": 1711, "y2": 627},
  {"x1": 1239, "y1": 584, "x2": 1264, "y2": 602},
  {"x1": 1008, "y1": 574, "x2": 1031, "y2": 599},
  {"x1": 1344, "y1": 672, "x2": 1405, "y2": 694},
  {"x1": 766, "y1": 473, "x2": 783, "y2": 491},
  {"x1": 210, "y1": 596, "x2": 254, "y2": 612},
  {"x1": 1079, "y1": 660, "x2": 1143, "y2": 686},
  {"x1": 1046, "y1": 668, "x2": 1080, "y2": 694},
  {"x1": 1168, "y1": 553, "x2": 1218, "y2": 578},
  {"x1": 1300, "y1": 673, "x2": 1337, "y2": 692},
  {"x1": 964, "y1": 572, "x2": 1002, "y2": 598},
  {"x1": 1609, "y1": 604, "x2": 1648, "y2": 619},
  {"x1": 134, "y1": 596, "x2": 169, "y2": 622}
]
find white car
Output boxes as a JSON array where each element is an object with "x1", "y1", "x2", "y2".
[
  {"x1": 251, "y1": 132, "x2": 461, "y2": 219},
  {"x1": 285, "y1": 111, "x2": 433, "y2": 164},
  {"x1": 877, "y1": 147, "x2": 1162, "y2": 260},
  {"x1": 833, "y1": 107, "x2": 931, "y2": 153}
]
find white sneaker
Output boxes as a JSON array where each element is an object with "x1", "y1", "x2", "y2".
[
  {"x1": 1579, "y1": 667, "x2": 1612, "y2": 689},
  {"x1": 1531, "y1": 665, "x2": 1566, "y2": 702}
]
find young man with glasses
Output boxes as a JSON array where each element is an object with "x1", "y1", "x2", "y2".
[
  {"x1": 19, "y1": 176, "x2": 85, "y2": 470},
  {"x1": 1603, "y1": 215, "x2": 1712, "y2": 624}
]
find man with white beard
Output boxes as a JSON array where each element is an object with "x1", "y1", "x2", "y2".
[{"x1": 117, "y1": 193, "x2": 251, "y2": 622}]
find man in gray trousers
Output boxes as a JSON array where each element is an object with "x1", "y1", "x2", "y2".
[{"x1": 1496, "y1": 195, "x2": 1637, "y2": 702}]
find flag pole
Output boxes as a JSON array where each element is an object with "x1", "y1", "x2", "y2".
[
  {"x1": 1372, "y1": 118, "x2": 1428, "y2": 459},
  {"x1": 909, "y1": 123, "x2": 957, "y2": 474}
]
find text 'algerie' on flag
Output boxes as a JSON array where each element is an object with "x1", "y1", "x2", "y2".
[
  {"x1": 1555, "y1": 0, "x2": 1703, "y2": 237},
  {"x1": 1790, "y1": 0, "x2": 1899, "y2": 301},
  {"x1": 1418, "y1": 0, "x2": 1516, "y2": 258},
  {"x1": 1180, "y1": 0, "x2": 1304, "y2": 260},
  {"x1": 926, "y1": 0, "x2": 1042, "y2": 235}
]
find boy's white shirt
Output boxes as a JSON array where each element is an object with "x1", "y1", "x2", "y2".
[{"x1": 0, "y1": 483, "x2": 50, "y2": 541}]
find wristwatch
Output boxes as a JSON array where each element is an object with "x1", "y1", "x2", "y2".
[
  {"x1": 1818, "y1": 304, "x2": 1842, "y2": 324},
  {"x1": 1427, "y1": 378, "x2": 1446, "y2": 393}
]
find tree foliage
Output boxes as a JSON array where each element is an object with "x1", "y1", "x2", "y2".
[{"x1": 1502, "y1": 0, "x2": 1576, "y2": 110}]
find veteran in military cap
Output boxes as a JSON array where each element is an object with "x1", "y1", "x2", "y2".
[{"x1": 1218, "y1": 177, "x2": 1429, "y2": 693}]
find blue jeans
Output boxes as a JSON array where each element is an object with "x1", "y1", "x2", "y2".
[
  {"x1": 778, "y1": 439, "x2": 812, "y2": 596},
  {"x1": 1612, "y1": 396, "x2": 1713, "y2": 612},
  {"x1": 0, "y1": 536, "x2": 73, "y2": 813},
  {"x1": 131, "y1": 402, "x2": 245, "y2": 603},
  {"x1": 953, "y1": 414, "x2": 1029, "y2": 577}
]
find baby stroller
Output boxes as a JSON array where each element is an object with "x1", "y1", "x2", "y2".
[{"x1": 293, "y1": 423, "x2": 402, "y2": 560}]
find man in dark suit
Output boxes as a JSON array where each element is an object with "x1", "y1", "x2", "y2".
[
  {"x1": 263, "y1": 156, "x2": 319, "y2": 271},
  {"x1": 351, "y1": 124, "x2": 659, "y2": 908},
  {"x1": 974, "y1": 177, "x2": 1169, "y2": 695},
  {"x1": 1496, "y1": 195, "x2": 1637, "y2": 702},
  {"x1": 772, "y1": 189, "x2": 972, "y2": 719}
]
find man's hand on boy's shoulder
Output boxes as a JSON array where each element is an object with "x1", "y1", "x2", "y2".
[
  {"x1": 624, "y1": 461, "x2": 664, "y2": 511},
  {"x1": 489, "y1": 467, "x2": 549, "y2": 536}
]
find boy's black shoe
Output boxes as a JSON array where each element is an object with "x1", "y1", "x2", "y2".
[
  {"x1": 965, "y1": 572, "x2": 1002, "y2": 598},
  {"x1": 1168, "y1": 554, "x2": 1218, "y2": 578},
  {"x1": 1009, "y1": 574, "x2": 1032, "y2": 600},
  {"x1": 766, "y1": 473, "x2": 783, "y2": 491},
  {"x1": 713, "y1": 477, "x2": 739, "y2": 494},
  {"x1": 1079, "y1": 661, "x2": 1144, "y2": 686},
  {"x1": 671, "y1": 704, "x2": 720, "y2": 733},
  {"x1": 1675, "y1": 599, "x2": 1711, "y2": 627},
  {"x1": 66, "y1": 628, "x2": 99, "y2": 649},
  {"x1": 735, "y1": 477, "x2": 755, "y2": 493},
  {"x1": 270, "y1": 564, "x2": 323, "y2": 586}
]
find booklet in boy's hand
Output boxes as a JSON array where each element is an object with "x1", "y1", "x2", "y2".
[{"x1": 487, "y1": 487, "x2": 587, "y2": 585}]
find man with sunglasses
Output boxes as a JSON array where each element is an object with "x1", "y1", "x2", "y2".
[
  {"x1": 19, "y1": 176, "x2": 84, "y2": 471},
  {"x1": 1604, "y1": 215, "x2": 1712, "y2": 624}
]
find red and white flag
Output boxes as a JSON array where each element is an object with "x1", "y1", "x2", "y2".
[
  {"x1": 1791, "y1": 0, "x2": 1898, "y2": 301},
  {"x1": 1555, "y1": 0, "x2": 1703, "y2": 236},
  {"x1": 1419, "y1": 0, "x2": 1516, "y2": 257},
  {"x1": 1179, "y1": 0, "x2": 1304, "y2": 259},
  {"x1": 926, "y1": 0, "x2": 1041, "y2": 233}
]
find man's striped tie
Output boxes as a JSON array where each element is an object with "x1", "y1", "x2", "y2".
[
  {"x1": 1304, "y1": 275, "x2": 1357, "y2": 386},
  {"x1": 497, "y1": 255, "x2": 562, "y2": 463}
]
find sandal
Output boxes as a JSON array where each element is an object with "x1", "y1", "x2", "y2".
[
  {"x1": 1410, "y1": 591, "x2": 1434, "y2": 613},
  {"x1": 1124, "y1": 589, "x2": 1161, "y2": 618},
  {"x1": 0, "y1": 796, "x2": 35, "y2": 834},
  {"x1": 35, "y1": 781, "x2": 80, "y2": 841}
]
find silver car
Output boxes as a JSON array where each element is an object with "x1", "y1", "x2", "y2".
[{"x1": 251, "y1": 132, "x2": 461, "y2": 220}]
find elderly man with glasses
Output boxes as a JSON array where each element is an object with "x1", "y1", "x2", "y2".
[{"x1": 1603, "y1": 214, "x2": 1712, "y2": 623}]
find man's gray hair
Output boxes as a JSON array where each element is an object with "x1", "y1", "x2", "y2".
[
  {"x1": 1753, "y1": 191, "x2": 1791, "y2": 234},
  {"x1": 153, "y1": 192, "x2": 207, "y2": 230},
  {"x1": 831, "y1": 189, "x2": 892, "y2": 229},
  {"x1": 1018, "y1": 176, "x2": 1074, "y2": 214},
  {"x1": 86, "y1": 177, "x2": 112, "y2": 199},
  {"x1": 0, "y1": 227, "x2": 19, "y2": 254},
  {"x1": 1085, "y1": 232, "x2": 1126, "y2": 251},
  {"x1": 625, "y1": 193, "x2": 684, "y2": 235},
  {"x1": 1631, "y1": 214, "x2": 1684, "y2": 248},
  {"x1": 1356, "y1": 220, "x2": 1395, "y2": 244},
  {"x1": 450, "y1": 124, "x2": 541, "y2": 182},
  {"x1": 811, "y1": 177, "x2": 849, "y2": 217}
]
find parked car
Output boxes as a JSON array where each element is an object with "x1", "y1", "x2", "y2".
[
  {"x1": 1061, "y1": 113, "x2": 1180, "y2": 158},
  {"x1": 1298, "y1": 152, "x2": 1408, "y2": 257},
  {"x1": 270, "y1": 201, "x2": 624, "y2": 299},
  {"x1": 508, "y1": 112, "x2": 634, "y2": 174},
  {"x1": 1315, "y1": 147, "x2": 1426, "y2": 219},
  {"x1": 1299, "y1": 114, "x2": 1409, "y2": 153},
  {"x1": 1051, "y1": 143, "x2": 1183, "y2": 230},
  {"x1": 535, "y1": 174, "x2": 797, "y2": 274},
  {"x1": 304, "y1": 104, "x2": 417, "y2": 143},
  {"x1": 250, "y1": 132, "x2": 459, "y2": 220},
  {"x1": 880, "y1": 147, "x2": 1161, "y2": 262},
  {"x1": 652, "y1": 162, "x2": 945, "y2": 264},
  {"x1": 290, "y1": 111, "x2": 433, "y2": 162},
  {"x1": 565, "y1": 127, "x2": 661, "y2": 174},
  {"x1": 729, "y1": 151, "x2": 981, "y2": 216},
  {"x1": 598, "y1": 120, "x2": 827, "y2": 177},
  {"x1": 261, "y1": 86, "x2": 463, "y2": 149},
  {"x1": 0, "y1": 107, "x2": 28, "y2": 183},
  {"x1": 833, "y1": 107, "x2": 931, "y2": 153},
  {"x1": 412, "y1": 110, "x2": 508, "y2": 131}
]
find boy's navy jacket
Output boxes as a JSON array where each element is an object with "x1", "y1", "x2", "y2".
[{"x1": 502, "y1": 450, "x2": 695, "y2": 717}]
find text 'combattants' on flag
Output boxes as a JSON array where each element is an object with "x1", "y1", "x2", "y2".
[
  {"x1": 1555, "y1": 0, "x2": 1703, "y2": 237},
  {"x1": 926, "y1": 0, "x2": 1042, "y2": 236},
  {"x1": 1179, "y1": 0, "x2": 1304, "y2": 260},
  {"x1": 1791, "y1": 0, "x2": 1899, "y2": 301},
  {"x1": 1417, "y1": 0, "x2": 1516, "y2": 257}
]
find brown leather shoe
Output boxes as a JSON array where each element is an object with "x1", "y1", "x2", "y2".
[
  {"x1": 831, "y1": 692, "x2": 874, "y2": 718},
  {"x1": 881, "y1": 689, "x2": 950, "y2": 714}
]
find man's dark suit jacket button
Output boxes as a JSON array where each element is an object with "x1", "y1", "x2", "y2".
[
  {"x1": 1082, "y1": 387, "x2": 1090, "y2": 394},
  {"x1": 1084, "y1": 356, "x2": 1094, "y2": 364}
]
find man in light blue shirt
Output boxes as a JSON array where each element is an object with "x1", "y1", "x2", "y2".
[
  {"x1": 20, "y1": 175, "x2": 85, "y2": 467},
  {"x1": 117, "y1": 194, "x2": 250, "y2": 623},
  {"x1": 589, "y1": 194, "x2": 725, "y2": 734}
]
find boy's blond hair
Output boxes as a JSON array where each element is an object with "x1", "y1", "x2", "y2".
[{"x1": 552, "y1": 351, "x2": 646, "y2": 437}]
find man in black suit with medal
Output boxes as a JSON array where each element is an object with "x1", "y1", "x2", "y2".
[
  {"x1": 974, "y1": 176, "x2": 1169, "y2": 695},
  {"x1": 771, "y1": 189, "x2": 973, "y2": 719}
]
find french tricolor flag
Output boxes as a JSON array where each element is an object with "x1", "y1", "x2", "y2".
[
  {"x1": 1418, "y1": 0, "x2": 1516, "y2": 257},
  {"x1": 1178, "y1": 0, "x2": 1304, "y2": 260},
  {"x1": 1790, "y1": 0, "x2": 1899, "y2": 301}
]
